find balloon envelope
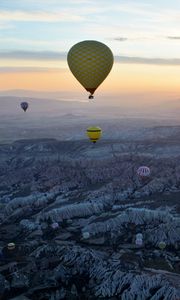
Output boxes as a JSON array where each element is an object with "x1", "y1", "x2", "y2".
[
  {"x1": 51, "y1": 222, "x2": 59, "y2": 229},
  {"x1": 136, "y1": 233, "x2": 143, "y2": 240},
  {"x1": 158, "y1": 241, "x2": 166, "y2": 250},
  {"x1": 135, "y1": 238, "x2": 143, "y2": 246},
  {"x1": 137, "y1": 166, "x2": 150, "y2": 178},
  {"x1": 82, "y1": 232, "x2": 90, "y2": 239},
  {"x1": 67, "y1": 40, "x2": 114, "y2": 96},
  {"x1": 7, "y1": 243, "x2": 15, "y2": 250},
  {"x1": 21, "y1": 102, "x2": 28, "y2": 112},
  {"x1": 86, "y1": 126, "x2": 102, "y2": 143}
]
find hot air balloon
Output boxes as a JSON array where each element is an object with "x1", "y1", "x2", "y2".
[
  {"x1": 135, "y1": 238, "x2": 143, "y2": 246},
  {"x1": 21, "y1": 102, "x2": 28, "y2": 112},
  {"x1": 51, "y1": 222, "x2": 59, "y2": 230},
  {"x1": 67, "y1": 40, "x2": 114, "y2": 98},
  {"x1": 87, "y1": 126, "x2": 102, "y2": 143},
  {"x1": 136, "y1": 233, "x2": 143, "y2": 240},
  {"x1": 135, "y1": 233, "x2": 143, "y2": 246},
  {"x1": 2, "y1": 242, "x2": 22, "y2": 263},
  {"x1": 137, "y1": 166, "x2": 151, "y2": 179},
  {"x1": 7, "y1": 242, "x2": 16, "y2": 250},
  {"x1": 158, "y1": 241, "x2": 166, "y2": 250},
  {"x1": 2, "y1": 243, "x2": 16, "y2": 261},
  {"x1": 82, "y1": 232, "x2": 90, "y2": 239}
]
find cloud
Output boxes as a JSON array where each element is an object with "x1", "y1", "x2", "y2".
[
  {"x1": 0, "y1": 50, "x2": 66, "y2": 60},
  {"x1": 113, "y1": 37, "x2": 128, "y2": 42},
  {"x1": 1, "y1": 51, "x2": 180, "y2": 66},
  {"x1": 62, "y1": 0, "x2": 91, "y2": 3},
  {"x1": 0, "y1": 66, "x2": 66, "y2": 73},
  {"x1": 0, "y1": 10, "x2": 84, "y2": 22},
  {"x1": 0, "y1": 37, "x2": 64, "y2": 48},
  {"x1": 0, "y1": 21, "x2": 14, "y2": 30},
  {"x1": 115, "y1": 56, "x2": 180, "y2": 65},
  {"x1": 167, "y1": 36, "x2": 180, "y2": 40}
]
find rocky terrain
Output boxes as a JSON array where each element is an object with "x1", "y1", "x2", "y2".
[{"x1": 0, "y1": 126, "x2": 180, "y2": 299}]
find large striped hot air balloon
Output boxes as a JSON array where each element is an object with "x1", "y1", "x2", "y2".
[
  {"x1": 67, "y1": 40, "x2": 114, "y2": 99},
  {"x1": 86, "y1": 126, "x2": 102, "y2": 144}
]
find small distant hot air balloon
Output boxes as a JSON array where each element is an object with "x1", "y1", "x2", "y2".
[
  {"x1": 135, "y1": 233, "x2": 143, "y2": 246},
  {"x1": 136, "y1": 233, "x2": 143, "y2": 240},
  {"x1": 82, "y1": 232, "x2": 90, "y2": 239},
  {"x1": 7, "y1": 242, "x2": 16, "y2": 250},
  {"x1": 21, "y1": 102, "x2": 28, "y2": 112},
  {"x1": 86, "y1": 126, "x2": 102, "y2": 144},
  {"x1": 67, "y1": 40, "x2": 114, "y2": 99},
  {"x1": 135, "y1": 238, "x2": 143, "y2": 246},
  {"x1": 51, "y1": 222, "x2": 59, "y2": 230},
  {"x1": 137, "y1": 166, "x2": 151, "y2": 179},
  {"x1": 158, "y1": 241, "x2": 166, "y2": 250},
  {"x1": 2, "y1": 242, "x2": 17, "y2": 260}
]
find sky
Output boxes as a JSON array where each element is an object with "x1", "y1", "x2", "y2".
[{"x1": 0, "y1": 0, "x2": 180, "y2": 104}]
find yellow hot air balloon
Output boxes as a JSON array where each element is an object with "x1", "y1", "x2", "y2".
[
  {"x1": 86, "y1": 126, "x2": 102, "y2": 143},
  {"x1": 67, "y1": 40, "x2": 114, "y2": 98}
]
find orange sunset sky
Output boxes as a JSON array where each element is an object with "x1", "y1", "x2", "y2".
[{"x1": 0, "y1": 0, "x2": 180, "y2": 103}]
